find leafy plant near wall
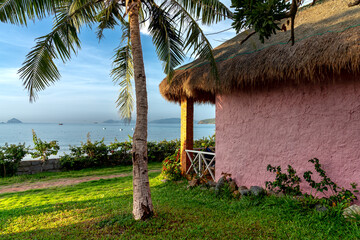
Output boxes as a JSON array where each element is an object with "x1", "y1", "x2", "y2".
[
  {"x1": 0, "y1": 143, "x2": 28, "y2": 177},
  {"x1": 303, "y1": 158, "x2": 358, "y2": 208},
  {"x1": 265, "y1": 164, "x2": 302, "y2": 195},
  {"x1": 266, "y1": 158, "x2": 359, "y2": 208},
  {"x1": 31, "y1": 130, "x2": 59, "y2": 172}
]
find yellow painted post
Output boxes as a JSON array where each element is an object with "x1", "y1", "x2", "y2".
[{"x1": 180, "y1": 97, "x2": 194, "y2": 175}]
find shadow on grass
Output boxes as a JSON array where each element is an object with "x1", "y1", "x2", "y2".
[{"x1": 1, "y1": 179, "x2": 360, "y2": 240}]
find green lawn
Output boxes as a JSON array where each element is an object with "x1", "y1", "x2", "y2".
[
  {"x1": 0, "y1": 166, "x2": 359, "y2": 239},
  {"x1": 0, "y1": 162, "x2": 161, "y2": 186}
]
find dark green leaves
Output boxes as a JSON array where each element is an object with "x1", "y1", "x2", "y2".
[
  {"x1": 18, "y1": 0, "x2": 100, "y2": 102},
  {"x1": 148, "y1": 2, "x2": 185, "y2": 80},
  {"x1": 111, "y1": 23, "x2": 134, "y2": 122},
  {"x1": 231, "y1": 0, "x2": 290, "y2": 43},
  {"x1": 0, "y1": 0, "x2": 64, "y2": 25}
]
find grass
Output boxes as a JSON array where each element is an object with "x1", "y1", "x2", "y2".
[
  {"x1": 0, "y1": 167, "x2": 360, "y2": 239},
  {"x1": 0, "y1": 162, "x2": 161, "y2": 186}
]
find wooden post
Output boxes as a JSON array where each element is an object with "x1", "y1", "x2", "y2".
[{"x1": 180, "y1": 97, "x2": 194, "y2": 174}]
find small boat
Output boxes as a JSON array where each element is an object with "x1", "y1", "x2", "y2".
[
  {"x1": 103, "y1": 127, "x2": 106, "y2": 130},
  {"x1": 59, "y1": 123, "x2": 63, "y2": 125},
  {"x1": 119, "y1": 129, "x2": 123, "y2": 131},
  {"x1": 131, "y1": 128, "x2": 134, "y2": 131}
]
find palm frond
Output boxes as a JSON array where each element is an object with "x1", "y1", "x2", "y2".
[
  {"x1": 0, "y1": 0, "x2": 64, "y2": 25},
  {"x1": 19, "y1": 0, "x2": 101, "y2": 102},
  {"x1": 165, "y1": 0, "x2": 219, "y2": 80},
  {"x1": 176, "y1": 0, "x2": 232, "y2": 25},
  {"x1": 148, "y1": 2, "x2": 185, "y2": 80},
  {"x1": 96, "y1": 0, "x2": 125, "y2": 40},
  {"x1": 111, "y1": 23, "x2": 134, "y2": 121}
]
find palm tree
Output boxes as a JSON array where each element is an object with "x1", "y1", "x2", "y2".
[{"x1": 0, "y1": 0, "x2": 232, "y2": 220}]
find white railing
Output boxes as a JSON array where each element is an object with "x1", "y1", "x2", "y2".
[{"x1": 185, "y1": 150, "x2": 216, "y2": 181}]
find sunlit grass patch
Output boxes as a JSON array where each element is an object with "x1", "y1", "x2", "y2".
[
  {"x1": 0, "y1": 162, "x2": 162, "y2": 187},
  {"x1": 1, "y1": 169, "x2": 360, "y2": 239}
]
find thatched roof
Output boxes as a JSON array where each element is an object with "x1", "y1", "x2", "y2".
[{"x1": 159, "y1": 0, "x2": 360, "y2": 103}]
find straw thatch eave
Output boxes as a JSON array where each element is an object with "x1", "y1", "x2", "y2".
[{"x1": 159, "y1": 0, "x2": 360, "y2": 104}]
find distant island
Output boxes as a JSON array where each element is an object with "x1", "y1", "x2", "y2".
[
  {"x1": 198, "y1": 118, "x2": 215, "y2": 124},
  {"x1": 7, "y1": 118, "x2": 22, "y2": 124},
  {"x1": 103, "y1": 119, "x2": 132, "y2": 124},
  {"x1": 150, "y1": 118, "x2": 180, "y2": 124}
]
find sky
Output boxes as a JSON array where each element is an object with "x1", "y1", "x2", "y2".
[{"x1": 0, "y1": 0, "x2": 236, "y2": 123}]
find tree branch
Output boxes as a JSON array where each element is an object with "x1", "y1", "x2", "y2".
[
  {"x1": 348, "y1": 0, "x2": 360, "y2": 7},
  {"x1": 240, "y1": 31, "x2": 256, "y2": 44}
]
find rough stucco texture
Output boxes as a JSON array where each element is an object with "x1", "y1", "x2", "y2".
[{"x1": 215, "y1": 79, "x2": 360, "y2": 197}]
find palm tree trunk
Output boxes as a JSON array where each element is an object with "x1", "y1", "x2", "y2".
[{"x1": 129, "y1": 0, "x2": 154, "y2": 220}]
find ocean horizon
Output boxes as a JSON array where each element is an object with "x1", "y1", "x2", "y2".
[{"x1": 0, "y1": 122, "x2": 215, "y2": 160}]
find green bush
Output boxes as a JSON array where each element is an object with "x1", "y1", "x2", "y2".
[
  {"x1": 162, "y1": 148, "x2": 181, "y2": 180},
  {"x1": 31, "y1": 130, "x2": 59, "y2": 171},
  {"x1": 108, "y1": 138, "x2": 133, "y2": 165},
  {"x1": 148, "y1": 139, "x2": 180, "y2": 162},
  {"x1": 265, "y1": 164, "x2": 302, "y2": 196},
  {"x1": 60, "y1": 134, "x2": 109, "y2": 170},
  {"x1": 194, "y1": 134, "x2": 215, "y2": 149},
  {"x1": 60, "y1": 135, "x2": 214, "y2": 171},
  {"x1": 0, "y1": 143, "x2": 28, "y2": 177},
  {"x1": 266, "y1": 158, "x2": 359, "y2": 209}
]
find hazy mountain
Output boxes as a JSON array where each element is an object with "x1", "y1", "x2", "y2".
[
  {"x1": 150, "y1": 118, "x2": 181, "y2": 124},
  {"x1": 103, "y1": 119, "x2": 133, "y2": 124},
  {"x1": 7, "y1": 118, "x2": 22, "y2": 124},
  {"x1": 198, "y1": 118, "x2": 215, "y2": 124}
]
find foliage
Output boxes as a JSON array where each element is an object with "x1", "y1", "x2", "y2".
[
  {"x1": 266, "y1": 164, "x2": 302, "y2": 195},
  {"x1": 1, "y1": 171, "x2": 360, "y2": 239},
  {"x1": 60, "y1": 134, "x2": 109, "y2": 170},
  {"x1": 0, "y1": 0, "x2": 231, "y2": 118},
  {"x1": 161, "y1": 148, "x2": 181, "y2": 180},
  {"x1": 194, "y1": 134, "x2": 215, "y2": 149},
  {"x1": 266, "y1": 158, "x2": 359, "y2": 208},
  {"x1": 108, "y1": 137, "x2": 133, "y2": 166},
  {"x1": 30, "y1": 130, "x2": 59, "y2": 171},
  {"x1": 231, "y1": 0, "x2": 291, "y2": 43},
  {"x1": 147, "y1": 139, "x2": 180, "y2": 163},
  {"x1": 0, "y1": 143, "x2": 28, "y2": 177},
  {"x1": 60, "y1": 135, "x2": 182, "y2": 171},
  {"x1": 303, "y1": 158, "x2": 359, "y2": 208}
]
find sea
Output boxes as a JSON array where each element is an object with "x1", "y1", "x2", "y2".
[{"x1": 0, "y1": 123, "x2": 215, "y2": 159}]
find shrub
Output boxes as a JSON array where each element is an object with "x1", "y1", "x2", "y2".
[
  {"x1": 60, "y1": 135, "x2": 214, "y2": 171},
  {"x1": 31, "y1": 130, "x2": 59, "y2": 171},
  {"x1": 265, "y1": 164, "x2": 302, "y2": 196},
  {"x1": 194, "y1": 134, "x2": 215, "y2": 149},
  {"x1": 81, "y1": 133, "x2": 108, "y2": 161},
  {"x1": 303, "y1": 158, "x2": 358, "y2": 208},
  {"x1": 148, "y1": 139, "x2": 180, "y2": 162},
  {"x1": 108, "y1": 138, "x2": 133, "y2": 165},
  {"x1": 0, "y1": 143, "x2": 28, "y2": 177},
  {"x1": 266, "y1": 158, "x2": 359, "y2": 209},
  {"x1": 60, "y1": 134, "x2": 109, "y2": 170},
  {"x1": 162, "y1": 149, "x2": 181, "y2": 180}
]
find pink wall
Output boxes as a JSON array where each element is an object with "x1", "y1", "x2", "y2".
[{"x1": 215, "y1": 78, "x2": 360, "y2": 197}]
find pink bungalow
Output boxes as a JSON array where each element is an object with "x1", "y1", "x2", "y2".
[{"x1": 160, "y1": 0, "x2": 360, "y2": 193}]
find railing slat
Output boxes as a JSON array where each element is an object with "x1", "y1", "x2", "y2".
[{"x1": 185, "y1": 150, "x2": 215, "y2": 181}]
